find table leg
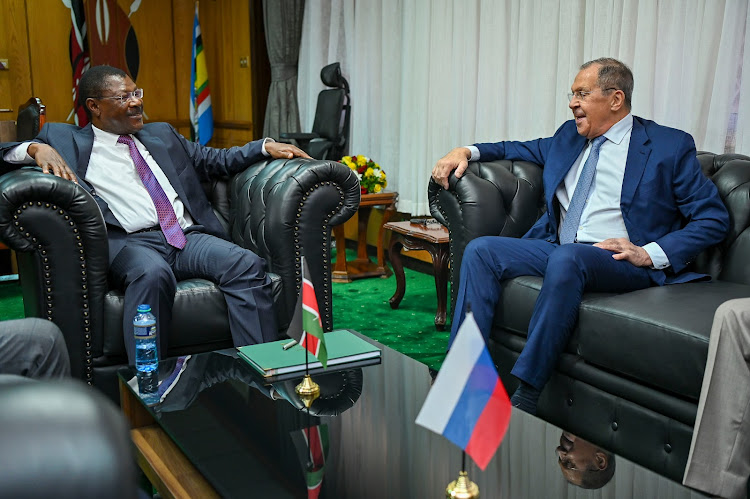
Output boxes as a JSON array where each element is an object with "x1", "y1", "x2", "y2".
[
  {"x1": 432, "y1": 244, "x2": 451, "y2": 330},
  {"x1": 411, "y1": 239, "x2": 450, "y2": 330},
  {"x1": 356, "y1": 206, "x2": 373, "y2": 260},
  {"x1": 332, "y1": 224, "x2": 350, "y2": 282},
  {"x1": 377, "y1": 202, "x2": 397, "y2": 274},
  {"x1": 388, "y1": 235, "x2": 406, "y2": 309}
]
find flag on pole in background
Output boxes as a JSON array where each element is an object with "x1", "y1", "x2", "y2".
[
  {"x1": 67, "y1": 0, "x2": 90, "y2": 126},
  {"x1": 287, "y1": 256, "x2": 328, "y2": 368},
  {"x1": 189, "y1": 1, "x2": 213, "y2": 145},
  {"x1": 415, "y1": 311, "x2": 511, "y2": 470}
]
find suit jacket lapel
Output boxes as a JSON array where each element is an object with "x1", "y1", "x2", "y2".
[
  {"x1": 72, "y1": 124, "x2": 94, "y2": 180},
  {"x1": 546, "y1": 132, "x2": 588, "y2": 213},
  {"x1": 134, "y1": 130, "x2": 192, "y2": 209},
  {"x1": 621, "y1": 117, "x2": 652, "y2": 213}
]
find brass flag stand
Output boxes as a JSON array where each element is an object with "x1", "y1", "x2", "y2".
[
  {"x1": 295, "y1": 344, "x2": 320, "y2": 408},
  {"x1": 446, "y1": 451, "x2": 479, "y2": 498}
]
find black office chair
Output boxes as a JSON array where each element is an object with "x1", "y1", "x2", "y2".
[
  {"x1": 16, "y1": 97, "x2": 46, "y2": 141},
  {"x1": 281, "y1": 62, "x2": 351, "y2": 160}
]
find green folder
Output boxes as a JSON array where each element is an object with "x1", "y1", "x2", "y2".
[{"x1": 237, "y1": 329, "x2": 381, "y2": 377}]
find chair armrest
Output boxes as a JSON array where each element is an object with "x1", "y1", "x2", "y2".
[
  {"x1": 229, "y1": 158, "x2": 360, "y2": 332},
  {"x1": 0, "y1": 169, "x2": 109, "y2": 383},
  {"x1": 428, "y1": 159, "x2": 544, "y2": 313},
  {"x1": 279, "y1": 132, "x2": 320, "y2": 141}
]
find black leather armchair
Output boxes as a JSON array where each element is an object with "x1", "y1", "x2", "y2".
[
  {"x1": 280, "y1": 62, "x2": 351, "y2": 160},
  {"x1": 0, "y1": 157, "x2": 360, "y2": 402},
  {"x1": 428, "y1": 151, "x2": 750, "y2": 482}
]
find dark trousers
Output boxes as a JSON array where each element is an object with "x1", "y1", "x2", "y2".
[
  {"x1": 110, "y1": 230, "x2": 278, "y2": 363},
  {"x1": 450, "y1": 237, "x2": 652, "y2": 390}
]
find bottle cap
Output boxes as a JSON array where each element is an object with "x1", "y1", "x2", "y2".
[{"x1": 137, "y1": 304, "x2": 152, "y2": 313}]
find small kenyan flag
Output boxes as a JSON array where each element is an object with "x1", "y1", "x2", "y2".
[{"x1": 287, "y1": 256, "x2": 328, "y2": 367}]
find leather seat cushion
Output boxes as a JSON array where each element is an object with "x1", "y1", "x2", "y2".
[
  {"x1": 102, "y1": 273, "x2": 284, "y2": 358},
  {"x1": 577, "y1": 281, "x2": 750, "y2": 400},
  {"x1": 493, "y1": 276, "x2": 750, "y2": 401},
  {"x1": 494, "y1": 276, "x2": 617, "y2": 354}
]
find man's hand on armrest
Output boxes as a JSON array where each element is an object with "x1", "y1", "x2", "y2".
[
  {"x1": 264, "y1": 140, "x2": 312, "y2": 160},
  {"x1": 27, "y1": 143, "x2": 78, "y2": 184},
  {"x1": 431, "y1": 147, "x2": 471, "y2": 190},
  {"x1": 593, "y1": 238, "x2": 653, "y2": 267}
]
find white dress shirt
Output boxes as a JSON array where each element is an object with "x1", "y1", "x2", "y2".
[
  {"x1": 85, "y1": 126, "x2": 195, "y2": 232},
  {"x1": 467, "y1": 113, "x2": 670, "y2": 269}
]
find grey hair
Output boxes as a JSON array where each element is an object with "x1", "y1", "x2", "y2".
[{"x1": 580, "y1": 58, "x2": 633, "y2": 109}]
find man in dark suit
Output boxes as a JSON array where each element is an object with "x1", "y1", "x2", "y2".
[
  {"x1": 0, "y1": 65, "x2": 311, "y2": 363},
  {"x1": 431, "y1": 58, "x2": 729, "y2": 414}
]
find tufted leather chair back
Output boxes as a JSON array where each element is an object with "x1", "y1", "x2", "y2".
[
  {"x1": 429, "y1": 152, "x2": 750, "y2": 313},
  {"x1": 695, "y1": 152, "x2": 750, "y2": 284}
]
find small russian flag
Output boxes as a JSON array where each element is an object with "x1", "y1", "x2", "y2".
[{"x1": 415, "y1": 312, "x2": 512, "y2": 470}]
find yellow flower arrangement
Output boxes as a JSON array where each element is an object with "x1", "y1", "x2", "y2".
[{"x1": 341, "y1": 155, "x2": 387, "y2": 194}]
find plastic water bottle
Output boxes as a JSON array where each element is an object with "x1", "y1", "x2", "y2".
[{"x1": 134, "y1": 304, "x2": 159, "y2": 404}]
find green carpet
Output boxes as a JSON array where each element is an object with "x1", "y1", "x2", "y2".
[
  {"x1": 0, "y1": 281, "x2": 24, "y2": 321},
  {"x1": 0, "y1": 252, "x2": 449, "y2": 370},
  {"x1": 331, "y1": 249, "x2": 449, "y2": 370}
]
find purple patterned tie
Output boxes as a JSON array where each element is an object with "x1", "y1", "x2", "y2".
[{"x1": 118, "y1": 135, "x2": 187, "y2": 249}]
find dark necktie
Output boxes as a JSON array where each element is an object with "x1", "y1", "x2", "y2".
[
  {"x1": 117, "y1": 135, "x2": 187, "y2": 249},
  {"x1": 559, "y1": 135, "x2": 607, "y2": 244}
]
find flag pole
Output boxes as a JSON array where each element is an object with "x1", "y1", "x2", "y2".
[
  {"x1": 295, "y1": 256, "x2": 320, "y2": 408},
  {"x1": 447, "y1": 305, "x2": 479, "y2": 498}
]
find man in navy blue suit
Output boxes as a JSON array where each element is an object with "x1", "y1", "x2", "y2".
[
  {"x1": 0, "y1": 65, "x2": 310, "y2": 363},
  {"x1": 431, "y1": 58, "x2": 729, "y2": 414}
]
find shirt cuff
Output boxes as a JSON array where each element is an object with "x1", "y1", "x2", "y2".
[
  {"x1": 3, "y1": 142, "x2": 34, "y2": 163},
  {"x1": 642, "y1": 242, "x2": 671, "y2": 269},
  {"x1": 466, "y1": 145, "x2": 480, "y2": 161},
  {"x1": 261, "y1": 137, "x2": 275, "y2": 157}
]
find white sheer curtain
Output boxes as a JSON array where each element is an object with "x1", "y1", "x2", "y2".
[{"x1": 299, "y1": 0, "x2": 749, "y2": 216}]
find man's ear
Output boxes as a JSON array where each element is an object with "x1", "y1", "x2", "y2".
[
  {"x1": 610, "y1": 90, "x2": 625, "y2": 112},
  {"x1": 85, "y1": 98, "x2": 99, "y2": 118},
  {"x1": 594, "y1": 451, "x2": 609, "y2": 470}
]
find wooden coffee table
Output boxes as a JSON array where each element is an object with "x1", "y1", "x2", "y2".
[
  {"x1": 332, "y1": 191, "x2": 398, "y2": 282},
  {"x1": 384, "y1": 220, "x2": 450, "y2": 329}
]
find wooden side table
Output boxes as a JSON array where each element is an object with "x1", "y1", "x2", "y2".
[
  {"x1": 333, "y1": 191, "x2": 398, "y2": 282},
  {"x1": 384, "y1": 220, "x2": 450, "y2": 330}
]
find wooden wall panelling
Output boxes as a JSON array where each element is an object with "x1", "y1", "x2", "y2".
[
  {"x1": 2, "y1": 0, "x2": 262, "y2": 148},
  {"x1": 0, "y1": 0, "x2": 33, "y2": 120},
  {"x1": 121, "y1": 0, "x2": 178, "y2": 125},
  {"x1": 172, "y1": 0, "x2": 194, "y2": 139},
  {"x1": 249, "y1": 0, "x2": 269, "y2": 141},
  {"x1": 220, "y1": 0, "x2": 253, "y2": 146},
  {"x1": 24, "y1": 0, "x2": 72, "y2": 123},
  {"x1": 199, "y1": 0, "x2": 253, "y2": 148}
]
